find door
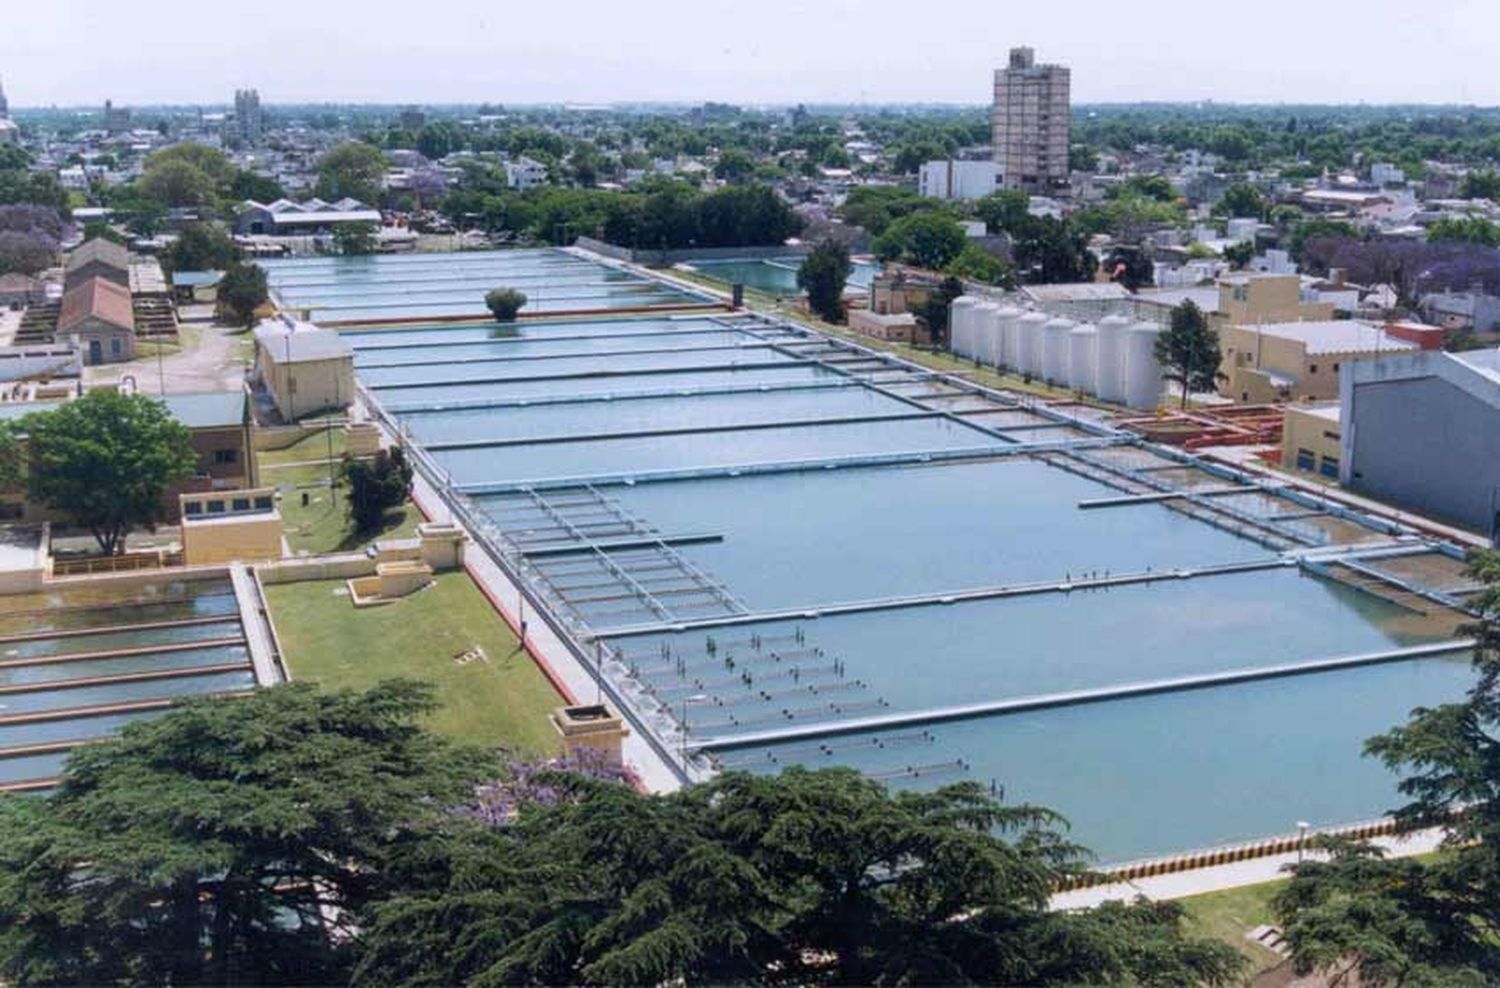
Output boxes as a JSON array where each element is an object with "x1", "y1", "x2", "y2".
[{"x1": 87, "y1": 339, "x2": 102, "y2": 365}]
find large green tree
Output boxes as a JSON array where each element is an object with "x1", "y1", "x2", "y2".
[
  {"x1": 0, "y1": 681, "x2": 488, "y2": 986},
  {"x1": 21, "y1": 391, "x2": 197, "y2": 554},
  {"x1": 315, "y1": 142, "x2": 388, "y2": 205},
  {"x1": 217, "y1": 261, "x2": 269, "y2": 327},
  {"x1": 355, "y1": 765, "x2": 1243, "y2": 986},
  {"x1": 164, "y1": 221, "x2": 240, "y2": 273},
  {"x1": 874, "y1": 211, "x2": 968, "y2": 270},
  {"x1": 796, "y1": 238, "x2": 851, "y2": 323},
  {"x1": 1273, "y1": 549, "x2": 1500, "y2": 985},
  {"x1": 1154, "y1": 300, "x2": 1221, "y2": 409}
]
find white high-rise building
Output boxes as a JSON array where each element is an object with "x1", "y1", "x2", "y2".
[
  {"x1": 992, "y1": 47, "x2": 1071, "y2": 195},
  {"x1": 918, "y1": 160, "x2": 1000, "y2": 200}
]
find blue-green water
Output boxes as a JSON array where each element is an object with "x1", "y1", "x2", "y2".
[
  {"x1": 350, "y1": 306, "x2": 1475, "y2": 859},
  {"x1": 263, "y1": 250, "x2": 706, "y2": 321},
  {"x1": 687, "y1": 257, "x2": 879, "y2": 297}
]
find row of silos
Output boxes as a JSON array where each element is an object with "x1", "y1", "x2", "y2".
[{"x1": 948, "y1": 297, "x2": 1166, "y2": 408}]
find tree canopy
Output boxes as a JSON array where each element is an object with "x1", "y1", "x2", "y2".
[
  {"x1": 874, "y1": 211, "x2": 968, "y2": 270},
  {"x1": 315, "y1": 142, "x2": 388, "y2": 205},
  {"x1": 1273, "y1": 549, "x2": 1500, "y2": 985},
  {"x1": 1154, "y1": 300, "x2": 1221, "y2": 409},
  {"x1": 18, "y1": 391, "x2": 197, "y2": 555},
  {"x1": 217, "y1": 261, "x2": 269, "y2": 327},
  {"x1": 164, "y1": 221, "x2": 240, "y2": 274},
  {"x1": 796, "y1": 238, "x2": 851, "y2": 323}
]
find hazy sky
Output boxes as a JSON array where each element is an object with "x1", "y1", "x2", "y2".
[{"x1": 4, "y1": 0, "x2": 1497, "y2": 107}]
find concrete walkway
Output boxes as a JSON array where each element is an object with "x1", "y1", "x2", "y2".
[{"x1": 1050, "y1": 826, "x2": 1446, "y2": 909}]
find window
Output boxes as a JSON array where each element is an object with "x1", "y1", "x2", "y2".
[
  {"x1": 1308, "y1": 363, "x2": 1318, "y2": 374},
  {"x1": 110, "y1": 338, "x2": 121, "y2": 355},
  {"x1": 184, "y1": 501, "x2": 203, "y2": 516},
  {"x1": 1333, "y1": 362, "x2": 1341, "y2": 372},
  {"x1": 1320, "y1": 455, "x2": 1340, "y2": 479},
  {"x1": 206, "y1": 499, "x2": 226, "y2": 514},
  {"x1": 1296, "y1": 448, "x2": 1316, "y2": 472},
  {"x1": 253, "y1": 496, "x2": 274, "y2": 511},
  {"x1": 213, "y1": 449, "x2": 239, "y2": 465}
]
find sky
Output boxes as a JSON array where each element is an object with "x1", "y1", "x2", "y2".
[{"x1": 4, "y1": 0, "x2": 1498, "y2": 107}]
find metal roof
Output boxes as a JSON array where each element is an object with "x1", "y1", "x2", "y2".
[
  {"x1": 253, "y1": 322, "x2": 354, "y2": 363},
  {"x1": 1245, "y1": 320, "x2": 1419, "y2": 356}
]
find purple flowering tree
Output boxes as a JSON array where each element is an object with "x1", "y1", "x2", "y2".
[{"x1": 450, "y1": 747, "x2": 632, "y2": 827}]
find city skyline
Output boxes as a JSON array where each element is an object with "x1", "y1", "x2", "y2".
[{"x1": 3, "y1": 0, "x2": 1498, "y2": 107}]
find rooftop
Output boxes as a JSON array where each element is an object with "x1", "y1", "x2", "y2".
[
  {"x1": 254, "y1": 320, "x2": 355, "y2": 363},
  {"x1": 64, "y1": 237, "x2": 129, "y2": 274},
  {"x1": 57, "y1": 277, "x2": 133, "y2": 334},
  {"x1": 0, "y1": 390, "x2": 245, "y2": 429},
  {"x1": 1239, "y1": 320, "x2": 1418, "y2": 356},
  {"x1": 1020, "y1": 282, "x2": 1131, "y2": 303}
]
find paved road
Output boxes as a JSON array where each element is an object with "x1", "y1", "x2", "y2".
[{"x1": 86, "y1": 322, "x2": 251, "y2": 395}]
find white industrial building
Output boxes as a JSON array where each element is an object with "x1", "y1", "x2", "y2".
[
  {"x1": 949, "y1": 297, "x2": 1167, "y2": 409},
  {"x1": 917, "y1": 160, "x2": 1001, "y2": 201}
]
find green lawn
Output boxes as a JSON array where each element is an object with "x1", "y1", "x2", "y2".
[
  {"x1": 258, "y1": 427, "x2": 349, "y2": 468},
  {"x1": 1178, "y1": 879, "x2": 1286, "y2": 974},
  {"x1": 268, "y1": 462, "x2": 420, "y2": 555},
  {"x1": 266, "y1": 572, "x2": 563, "y2": 753}
]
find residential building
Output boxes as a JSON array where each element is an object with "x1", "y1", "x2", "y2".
[
  {"x1": 1340, "y1": 348, "x2": 1500, "y2": 540},
  {"x1": 64, "y1": 238, "x2": 130, "y2": 291},
  {"x1": 233, "y1": 88, "x2": 263, "y2": 145},
  {"x1": 1419, "y1": 291, "x2": 1500, "y2": 334},
  {"x1": 1219, "y1": 320, "x2": 1416, "y2": 403},
  {"x1": 56, "y1": 277, "x2": 135, "y2": 365},
  {"x1": 505, "y1": 156, "x2": 548, "y2": 191},
  {"x1": 0, "y1": 273, "x2": 45, "y2": 308},
  {"x1": 992, "y1": 47, "x2": 1070, "y2": 195},
  {"x1": 1280, "y1": 403, "x2": 1343, "y2": 480},
  {"x1": 917, "y1": 160, "x2": 1000, "y2": 201},
  {"x1": 1370, "y1": 162, "x2": 1405, "y2": 187},
  {"x1": 252, "y1": 318, "x2": 355, "y2": 422}
]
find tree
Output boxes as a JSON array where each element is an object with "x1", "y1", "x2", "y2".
[
  {"x1": 21, "y1": 391, "x2": 196, "y2": 555},
  {"x1": 484, "y1": 287, "x2": 528, "y2": 322},
  {"x1": 1222, "y1": 240, "x2": 1256, "y2": 270},
  {"x1": 164, "y1": 222, "x2": 240, "y2": 274},
  {"x1": 0, "y1": 230, "x2": 56, "y2": 275},
  {"x1": 228, "y1": 169, "x2": 286, "y2": 203},
  {"x1": 712, "y1": 148, "x2": 756, "y2": 184},
  {"x1": 974, "y1": 189, "x2": 1031, "y2": 236},
  {"x1": 945, "y1": 241, "x2": 1012, "y2": 286},
  {"x1": 796, "y1": 239, "x2": 851, "y2": 323},
  {"x1": 0, "y1": 681, "x2": 488, "y2": 986},
  {"x1": 217, "y1": 262, "x2": 269, "y2": 327},
  {"x1": 332, "y1": 223, "x2": 377, "y2": 255},
  {"x1": 343, "y1": 446, "x2": 414, "y2": 535},
  {"x1": 1105, "y1": 245, "x2": 1154, "y2": 290},
  {"x1": 315, "y1": 141, "x2": 387, "y2": 205},
  {"x1": 355, "y1": 766, "x2": 1243, "y2": 987},
  {"x1": 916, "y1": 275, "x2": 965, "y2": 347},
  {"x1": 1212, "y1": 183, "x2": 1266, "y2": 219},
  {"x1": 1154, "y1": 300, "x2": 1221, "y2": 409},
  {"x1": 1427, "y1": 215, "x2": 1500, "y2": 247},
  {"x1": 874, "y1": 211, "x2": 968, "y2": 270},
  {"x1": 1271, "y1": 549, "x2": 1500, "y2": 985},
  {"x1": 1459, "y1": 169, "x2": 1500, "y2": 201},
  {"x1": 138, "y1": 158, "x2": 219, "y2": 209},
  {"x1": 1012, "y1": 216, "x2": 1096, "y2": 284}
]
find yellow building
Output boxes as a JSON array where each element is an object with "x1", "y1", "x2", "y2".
[
  {"x1": 1281, "y1": 403, "x2": 1343, "y2": 481},
  {"x1": 1219, "y1": 321, "x2": 1418, "y2": 403},
  {"x1": 179, "y1": 488, "x2": 283, "y2": 565},
  {"x1": 1217, "y1": 273, "x2": 1334, "y2": 328},
  {"x1": 253, "y1": 318, "x2": 355, "y2": 423}
]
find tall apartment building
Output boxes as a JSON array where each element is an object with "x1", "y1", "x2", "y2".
[
  {"x1": 991, "y1": 47, "x2": 1070, "y2": 195},
  {"x1": 234, "y1": 88, "x2": 263, "y2": 145}
]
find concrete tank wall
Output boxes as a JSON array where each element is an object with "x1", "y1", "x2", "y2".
[
  {"x1": 1123, "y1": 321, "x2": 1165, "y2": 409},
  {"x1": 974, "y1": 302, "x2": 1001, "y2": 367},
  {"x1": 950, "y1": 296, "x2": 978, "y2": 359},
  {"x1": 995, "y1": 306, "x2": 1022, "y2": 370}
]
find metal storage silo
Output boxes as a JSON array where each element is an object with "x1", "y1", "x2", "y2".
[
  {"x1": 1041, "y1": 317, "x2": 1073, "y2": 385},
  {"x1": 994, "y1": 306, "x2": 1022, "y2": 370},
  {"x1": 950, "y1": 296, "x2": 977, "y2": 359},
  {"x1": 1068, "y1": 322, "x2": 1097, "y2": 394},
  {"x1": 1094, "y1": 314, "x2": 1130, "y2": 403},
  {"x1": 1017, "y1": 311, "x2": 1048, "y2": 377},
  {"x1": 972, "y1": 302, "x2": 1000, "y2": 367},
  {"x1": 1122, "y1": 321, "x2": 1165, "y2": 409}
]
